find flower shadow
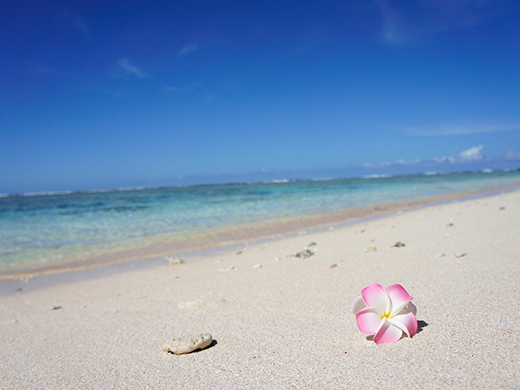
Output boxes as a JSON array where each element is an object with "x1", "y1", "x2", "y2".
[{"x1": 416, "y1": 320, "x2": 428, "y2": 334}]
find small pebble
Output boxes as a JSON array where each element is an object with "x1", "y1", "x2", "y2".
[
  {"x1": 455, "y1": 253, "x2": 467, "y2": 258},
  {"x1": 48, "y1": 306, "x2": 62, "y2": 311},
  {"x1": 166, "y1": 256, "x2": 184, "y2": 265},
  {"x1": 253, "y1": 264, "x2": 262, "y2": 269},
  {"x1": 364, "y1": 246, "x2": 377, "y2": 252},
  {"x1": 446, "y1": 223, "x2": 454, "y2": 227},
  {"x1": 499, "y1": 207, "x2": 505, "y2": 210},
  {"x1": 235, "y1": 251, "x2": 242, "y2": 255},
  {"x1": 392, "y1": 241, "x2": 406, "y2": 248},
  {"x1": 177, "y1": 299, "x2": 226, "y2": 310},
  {"x1": 220, "y1": 266, "x2": 237, "y2": 272},
  {"x1": 436, "y1": 253, "x2": 446, "y2": 257},
  {"x1": 307, "y1": 242, "x2": 317, "y2": 247},
  {"x1": 162, "y1": 334, "x2": 213, "y2": 355},
  {"x1": 329, "y1": 264, "x2": 337, "y2": 268}
]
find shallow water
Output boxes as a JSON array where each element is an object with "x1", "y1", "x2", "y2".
[{"x1": 1, "y1": 170, "x2": 519, "y2": 273}]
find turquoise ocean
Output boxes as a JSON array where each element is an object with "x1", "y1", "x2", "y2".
[{"x1": 1, "y1": 170, "x2": 519, "y2": 274}]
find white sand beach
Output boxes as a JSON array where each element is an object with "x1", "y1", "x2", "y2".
[{"x1": 1, "y1": 189, "x2": 519, "y2": 389}]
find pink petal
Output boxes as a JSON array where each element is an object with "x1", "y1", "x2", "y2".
[
  {"x1": 391, "y1": 310, "x2": 418, "y2": 337},
  {"x1": 361, "y1": 284, "x2": 390, "y2": 312},
  {"x1": 386, "y1": 284, "x2": 413, "y2": 315},
  {"x1": 374, "y1": 320, "x2": 403, "y2": 344},
  {"x1": 356, "y1": 307, "x2": 384, "y2": 334},
  {"x1": 352, "y1": 295, "x2": 366, "y2": 315}
]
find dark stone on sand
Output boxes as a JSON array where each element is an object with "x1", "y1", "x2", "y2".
[
  {"x1": 392, "y1": 242, "x2": 405, "y2": 248},
  {"x1": 295, "y1": 249, "x2": 314, "y2": 258}
]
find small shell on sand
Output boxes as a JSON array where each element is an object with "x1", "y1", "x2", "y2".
[
  {"x1": 364, "y1": 246, "x2": 377, "y2": 252},
  {"x1": 455, "y1": 253, "x2": 467, "y2": 258},
  {"x1": 162, "y1": 334, "x2": 213, "y2": 355},
  {"x1": 329, "y1": 264, "x2": 337, "y2": 268},
  {"x1": 253, "y1": 264, "x2": 262, "y2": 269},
  {"x1": 166, "y1": 256, "x2": 184, "y2": 265}
]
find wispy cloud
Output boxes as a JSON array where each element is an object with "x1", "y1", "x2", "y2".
[
  {"x1": 117, "y1": 58, "x2": 147, "y2": 78},
  {"x1": 33, "y1": 64, "x2": 79, "y2": 79},
  {"x1": 165, "y1": 81, "x2": 202, "y2": 92},
  {"x1": 73, "y1": 15, "x2": 91, "y2": 39},
  {"x1": 505, "y1": 149, "x2": 520, "y2": 161},
  {"x1": 376, "y1": 0, "x2": 507, "y2": 44},
  {"x1": 56, "y1": 8, "x2": 91, "y2": 39},
  {"x1": 402, "y1": 121, "x2": 520, "y2": 136},
  {"x1": 177, "y1": 44, "x2": 199, "y2": 60}
]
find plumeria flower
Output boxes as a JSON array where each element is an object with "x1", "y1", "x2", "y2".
[{"x1": 352, "y1": 283, "x2": 418, "y2": 344}]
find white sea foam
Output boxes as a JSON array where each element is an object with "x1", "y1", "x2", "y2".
[
  {"x1": 262, "y1": 179, "x2": 292, "y2": 184},
  {"x1": 22, "y1": 190, "x2": 73, "y2": 197},
  {"x1": 364, "y1": 174, "x2": 393, "y2": 179}
]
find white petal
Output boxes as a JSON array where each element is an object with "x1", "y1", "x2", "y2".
[
  {"x1": 387, "y1": 317, "x2": 410, "y2": 337},
  {"x1": 352, "y1": 295, "x2": 366, "y2": 314}
]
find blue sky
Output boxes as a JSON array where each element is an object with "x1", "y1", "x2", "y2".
[{"x1": 1, "y1": 0, "x2": 520, "y2": 194}]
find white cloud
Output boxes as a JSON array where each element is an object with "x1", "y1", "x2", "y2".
[
  {"x1": 365, "y1": 145, "x2": 487, "y2": 169},
  {"x1": 117, "y1": 58, "x2": 147, "y2": 78},
  {"x1": 459, "y1": 145, "x2": 484, "y2": 161}
]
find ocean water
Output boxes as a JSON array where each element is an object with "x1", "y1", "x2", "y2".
[{"x1": 1, "y1": 170, "x2": 519, "y2": 274}]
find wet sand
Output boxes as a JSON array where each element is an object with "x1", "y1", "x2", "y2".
[{"x1": 1, "y1": 189, "x2": 519, "y2": 388}]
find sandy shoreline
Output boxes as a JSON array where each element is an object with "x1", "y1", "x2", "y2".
[{"x1": 1, "y1": 188, "x2": 519, "y2": 388}]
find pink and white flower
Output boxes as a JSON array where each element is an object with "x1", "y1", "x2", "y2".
[{"x1": 352, "y1": 283, "x2": 418, "y2": 344}]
